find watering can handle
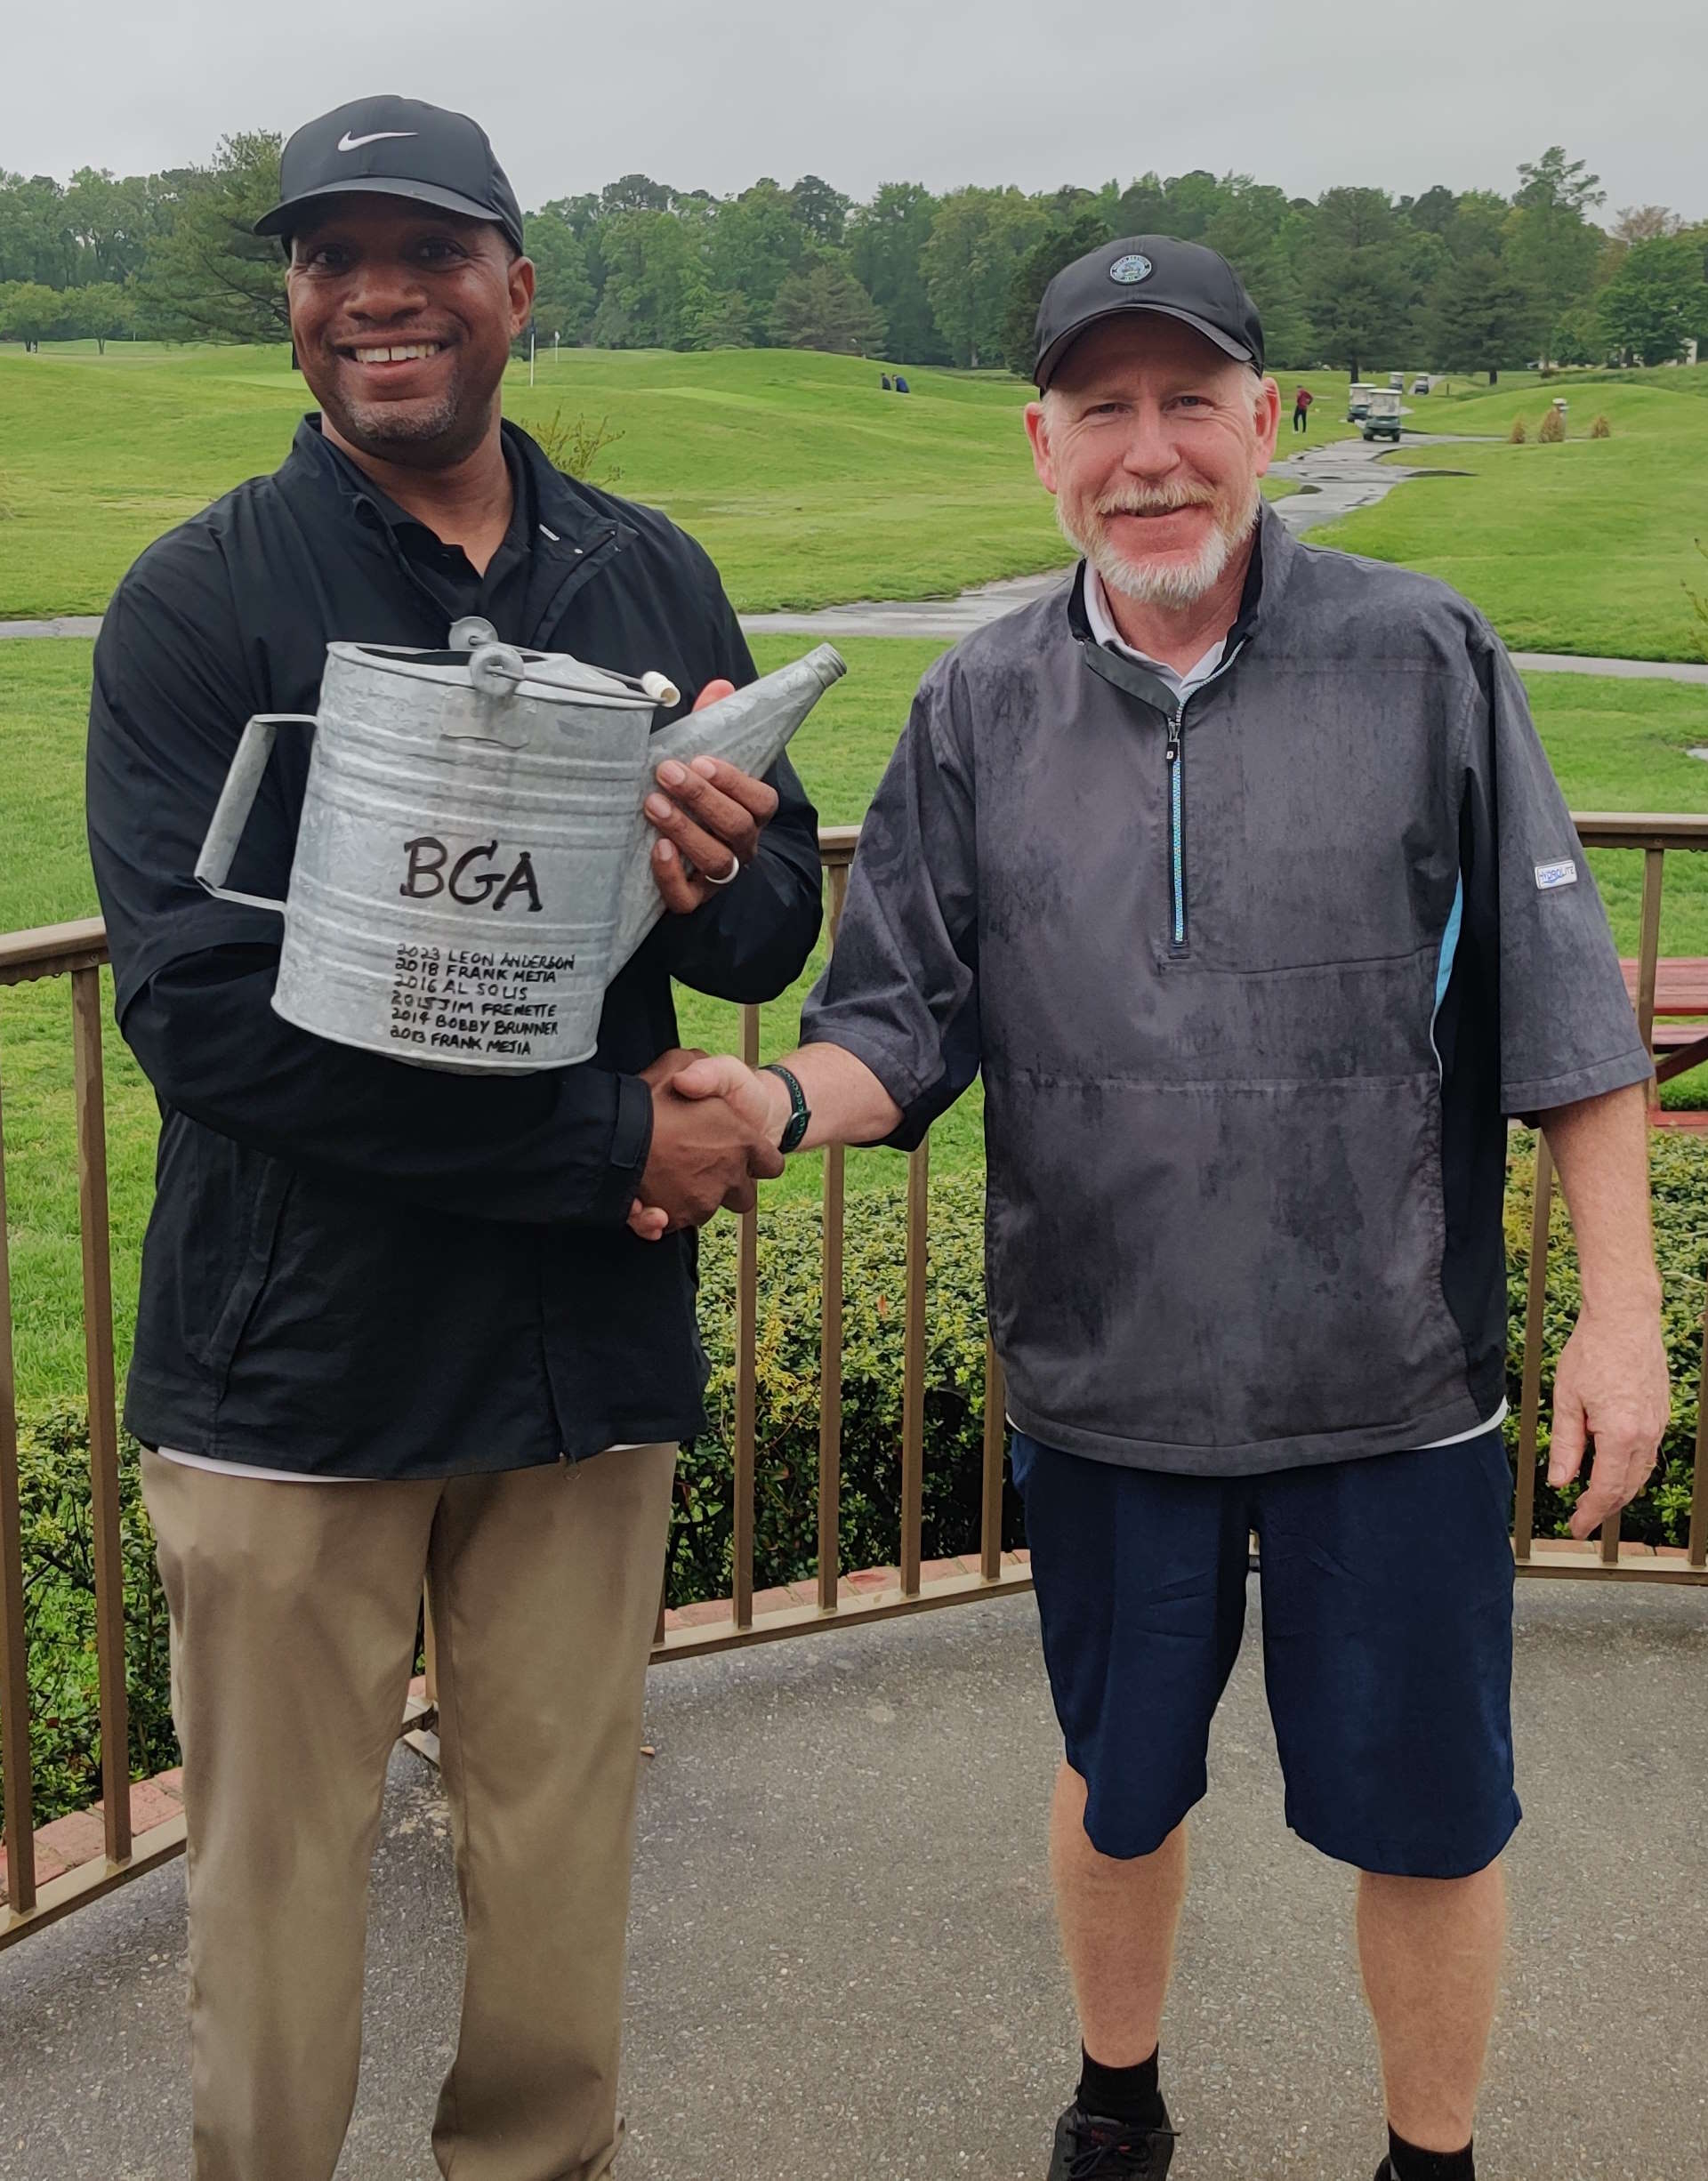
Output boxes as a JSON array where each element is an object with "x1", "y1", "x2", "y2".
[{"x1": 194, "y1": 713, "x2": 317, "y2": 911}]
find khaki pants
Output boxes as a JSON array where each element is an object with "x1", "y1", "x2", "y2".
[{"x1": 141, "y1": 1443, "x2": 677, "y2": 2181}]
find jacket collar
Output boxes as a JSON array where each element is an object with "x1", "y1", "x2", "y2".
[
  {"x1": 279, "y1": 413, "x2": 624, "y2": 559},
  {"x1": 1067, "y1": 496, "x2": 1296, "y2": 681},
  {"x1": 276, "y1": 414, "x2": 633, "y2": 645}
]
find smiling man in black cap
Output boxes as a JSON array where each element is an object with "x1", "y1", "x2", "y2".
[
  {"x1": 632, "y1": 236, "x2": 1668, "y2": 2180},
  {"x1": 85, "y1": 94, "x2": 822, "y2": 2181}
]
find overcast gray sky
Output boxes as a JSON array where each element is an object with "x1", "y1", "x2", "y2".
[{"x1": 4, "y1": 0, "x2": 1704, "y2": 220}]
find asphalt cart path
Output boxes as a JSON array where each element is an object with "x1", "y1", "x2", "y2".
[{"x1": 5, "y1": 441, "x2": 1707, "y2": 686}]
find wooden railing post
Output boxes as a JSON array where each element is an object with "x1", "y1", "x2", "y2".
[
  {"x1": 732, "y1": 1002, "x2": 761, "y2": 1630},
  {"x1": 1513, "y1": 1136, "x2": 1552, "y2": 1560},
  {"x1": 817, "y1": 859, "x2": 851, "y2": 1614},
  {"x1": 979, "y1": 1337, "x2": 1006, "y2": 1582},
  {"x1": 899, "y1": 1141, "x2": 929, "y2": 1598},
  {"x1": 0, "y1": 1042, "x2": 37, "y2": 1917},
  {"x1": 1691, "y1": 1292, "x2": 1708, "y2": 1573},
  {"x1": 71, "y1": 969, "x2": 130, "y2": 1866}
]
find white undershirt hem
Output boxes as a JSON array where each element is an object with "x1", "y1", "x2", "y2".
[
  {"x1": 1420, "y1": 1399, "x2": 1509, "y2": 1449},
  {"x1": 152, "y1": 1444, "x2": 647, "y2": 1482}
]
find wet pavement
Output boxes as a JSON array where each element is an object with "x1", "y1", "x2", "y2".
[{"x1": 4, "y1": 1577, "x2": 1704, "y2": 2181}]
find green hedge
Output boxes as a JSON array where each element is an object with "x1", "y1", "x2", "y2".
[
  {"x1": 1504, "y1": 1128, "x2": 1705, "y2": 1545},
  {"x1": 7, "y1": 1139, "x2": 1706, "y2": 1831},
  {"x1": 5, "y1": 1403, "x2": 176, "y2": 1828},
  {"x1": 672, "y1": 1170, "x2": 1013, "y2": 1604}
]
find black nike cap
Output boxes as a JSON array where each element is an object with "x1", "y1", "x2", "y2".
[
  {"x1": 1034, "y1": 234, "x2": 1265, "y2": 389},
  {"x1": 254, "y1": 95, "x2": 526, "y2": 254}
]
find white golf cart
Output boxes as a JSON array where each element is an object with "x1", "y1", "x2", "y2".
[{"x1": 1361, "y1": 387, "x2": 1404, "y2": 442}]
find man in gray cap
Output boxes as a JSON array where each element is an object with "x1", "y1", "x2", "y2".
[
  {"x1": 88, "y1": 93, "x2": 821, "y2": 2181},
  {"x1": 635, "y1": 237, "x2": 1668, "y2": 2180}
]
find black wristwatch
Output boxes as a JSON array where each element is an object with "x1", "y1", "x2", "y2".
[{"x1": 761, "y1": 1063, "x2": 811, "y2": 1154}]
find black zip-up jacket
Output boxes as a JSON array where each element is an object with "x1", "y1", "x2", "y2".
[{"x1": 87, "y1": 416, "x2": 822, "y2": 1477}]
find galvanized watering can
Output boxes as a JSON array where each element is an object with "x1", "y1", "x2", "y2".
[{"x1": 195, "y1": 621, "x2": 845, "y2": 1072}]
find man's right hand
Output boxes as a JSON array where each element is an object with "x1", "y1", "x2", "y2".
[{"x1": 634, "y1": 1058, "x2": 785, "y2": 1236}]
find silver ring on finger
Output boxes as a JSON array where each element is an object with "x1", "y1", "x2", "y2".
[{"x1": 704, "y1": 854, "x2": 742, "y2": 887}]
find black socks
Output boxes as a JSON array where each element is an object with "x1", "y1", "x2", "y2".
[
  {"x1": 1076, "y1": 2044, "x2": 1165, "y2": 2129},
  {"x1": 1074, "y1": 2059, "x2": 1469, "y2": 2175},
  {"x1": 1388, "y1": 2129, "x2": 1475, "y2": 2181}
]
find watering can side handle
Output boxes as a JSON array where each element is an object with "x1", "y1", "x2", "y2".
[{"x1": 193, "y1": 713, "x2": 317, "y2": 911}]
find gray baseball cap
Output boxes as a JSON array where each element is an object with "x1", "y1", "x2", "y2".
[
  {"x1": 255, "y1": 95, "x2": 526, "y2": 254},
  {"x1": 1034, "y1": 234, "x2": 1265, "y2": 389}
]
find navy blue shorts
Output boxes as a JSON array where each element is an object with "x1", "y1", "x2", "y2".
[{"x1": 1011, "y1": 1429, "x2": 1520, "y2": 1878}]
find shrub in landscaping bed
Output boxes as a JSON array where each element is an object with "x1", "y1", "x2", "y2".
[
  {"x1": 673, "y1": 1170, "x2": 1014, "y2": 1606},
  {"x1": 2, "y1": 1404, "x2": 175, "y2": 1833},
  {"x1": 1503, "y1": 1128, "x2": 1704, "y2": 1545},
  {"x1": 1509, "y1": 415, "x2": 1528, "y2": 443},
  {"x1": 1590, "y1": 414, "x2": 1612, "y2": 439},
  {"x1": 10, "y1": 1137, "x2": 1707, "y2": 1830},
  {"x1": 1537, "y1": 406, "x2": 1567, "y2": 443}
]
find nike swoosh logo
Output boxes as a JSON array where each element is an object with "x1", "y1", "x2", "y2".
[{"x1": 336, "y1": 130, "x2": 418, "y2": 152}]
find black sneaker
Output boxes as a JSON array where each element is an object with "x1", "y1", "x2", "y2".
[{"x1": 1047, "y1": 2101, "x2": 1175, "y2": 2179}]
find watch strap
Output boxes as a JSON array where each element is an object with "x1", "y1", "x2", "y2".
[{"x1": 761, "y1": 1063, "x2": 810, "y2": 1154}]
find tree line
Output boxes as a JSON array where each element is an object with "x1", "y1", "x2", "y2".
[{"x1": 3, "y1": 137, "x2": 1705, "y2": 376}]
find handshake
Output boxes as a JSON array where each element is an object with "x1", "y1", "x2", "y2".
[{"x1": 630, "y1": 1047, "x2": 796, "y2": 1242}]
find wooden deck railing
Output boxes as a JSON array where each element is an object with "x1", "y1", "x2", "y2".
[{"x1": 3, "y1": 815, "x2": 1705, "y2": 1948}]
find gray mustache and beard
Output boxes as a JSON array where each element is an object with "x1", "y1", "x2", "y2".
[{"x1": 1055, "y1": 473, "x2": 1262, "y2": 607}]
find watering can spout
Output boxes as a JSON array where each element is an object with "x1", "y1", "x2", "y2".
[{"x1": 608, "y1": 643, "x2": 847, "y2": 974}]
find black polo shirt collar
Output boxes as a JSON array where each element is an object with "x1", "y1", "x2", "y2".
[
  {"x1": 281, "y1": 414, "x2": 632, "y2": 647},
  {"x1": 299, "y1": 417, "x2": 536, "y2": 630}
]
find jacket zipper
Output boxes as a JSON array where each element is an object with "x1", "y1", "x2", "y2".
[
  {"x1": 1164, "y1": 706, "x2": 1187, "y2": 950},
  {"x1": 1158, "y1": 639, "x2": 1245, "y2": 959}
]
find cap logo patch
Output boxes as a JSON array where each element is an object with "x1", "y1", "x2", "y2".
[
  {"x1": 337, "y1": 130, "x2": 419, "y2": 153},
  {"x1": 1109, "y1": 254, "x2": 1153, "y2": 285}
]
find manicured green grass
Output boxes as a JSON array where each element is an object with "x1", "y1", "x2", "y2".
[
  {"x1": 5, "y1": 632, "x2": 1705, "y2": 1406},
  {"x1": 0, "y1": 342, "x2": 1073, "y2": 621},
  {"x1": 1319, "y1": 370, "x2": 1708, "y2": 663},
  {"x1": 0, "y1": 342, "x2": 1358, "y2": 624}
]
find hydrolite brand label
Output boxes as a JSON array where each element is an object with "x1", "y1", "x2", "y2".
[{"x1": 1534, "y1": 858, "x2": 1578, "y2": 890}]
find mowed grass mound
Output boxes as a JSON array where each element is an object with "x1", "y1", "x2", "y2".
[
  {"x1": 0, "y1": 342, "x2": 1362, "y2": 624},
  {"x1": 0, "y1": 342, "x2": 1073, "y2": 621},
  {"x1": 1318, "y1": 367, "x2": 1708, "y2": 663},
  {"x1": 5, "y1": 631, "x2": 1707, "y2": 1407}
]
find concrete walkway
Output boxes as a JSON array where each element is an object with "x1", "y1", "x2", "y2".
[
  {"x1": 3, "y1": 1577, "x2": 1704, "y2": 2181},
  {"x1": 0, "y1": 614, "x2": 104, "y2": 640}
]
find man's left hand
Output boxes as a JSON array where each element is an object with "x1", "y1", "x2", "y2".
[
  {"x1": 645, "y1": 679, "x2": 781, "y2": 914},
  {"x1": 1548, "y1": 1301, "x2": 1670, "y2": 1539}
]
